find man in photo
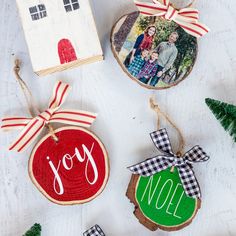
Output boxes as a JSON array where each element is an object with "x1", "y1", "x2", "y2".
[{"x1": 150, "y1": 31, "x2": 179, "y2": 87}]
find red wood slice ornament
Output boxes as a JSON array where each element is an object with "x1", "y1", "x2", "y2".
[{"x1": 29, "y1": 126, "x2": 109, "y2": 205}]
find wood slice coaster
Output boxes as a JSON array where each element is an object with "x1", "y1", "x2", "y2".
[
  {"x1": 126, "y1": 167, "x2": 201, "y2": 231},
  {"x1": 29, "y1": 126, "x2": 109, "y2": 205},
  {"x1": 111, "y1": 12, "x2": 198, "y2": 90}
]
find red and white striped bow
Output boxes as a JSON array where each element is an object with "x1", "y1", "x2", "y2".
[
  {"x1": 134, "y1": 0, "x2": 209, "y2": 38},
  {"x1": 1, "y1": 81, "x2": 97, "y2": 152}
]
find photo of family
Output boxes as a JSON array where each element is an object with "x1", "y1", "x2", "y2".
[{"x1": 111, "y1": 13, "x2": 198, "y2": 89}]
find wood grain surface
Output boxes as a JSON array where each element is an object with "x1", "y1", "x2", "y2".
[{"x1": 0, "y1": 0, "x2": 236, "y2": 235}]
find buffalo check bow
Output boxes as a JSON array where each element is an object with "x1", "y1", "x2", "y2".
[
  {"x1": 83, "y1": 225, "x2": 105, "y2": 236},
  {"x1": 128, "y1": 128, "x2": 209, "y2": 198},
  {"x1": 1, "y1": 81, "x2": 97, "y2": 152},
  {"x1": 134, "y1": 0, "x2": 209, "y2": 38}
]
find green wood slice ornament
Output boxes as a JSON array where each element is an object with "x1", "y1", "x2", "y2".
[
  {"x1": 127, "y1": 169, "x2": 201, "y2": 231},
  {"x1": 125, "y1": 128, "x2": 209, "y2": 231}
]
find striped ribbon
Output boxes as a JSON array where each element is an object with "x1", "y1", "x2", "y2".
[
  {"x1": 1, "y1": 81, "x2": 97, "y2": 152},
  {"x1": 134, "y1": 0, "x2": 209, "y2": 38}
]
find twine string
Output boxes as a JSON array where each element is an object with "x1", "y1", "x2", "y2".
[
  {"x1": 13, "y1": 59, "x2": 38, "y2": 117},
  {"x1": 150, "y1": 96, "x2": 185, "y2": 172},
  {"x1": 13, "y1": 59, "x2": 58, "y2": 142}
]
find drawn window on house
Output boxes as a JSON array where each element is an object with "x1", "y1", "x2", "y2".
[
  {"x1": 29, "y1": 4, "x2": 47, "y2": 21},
  {"x1": 63, "y1": 0, "x2": 80, "y2": 12}
]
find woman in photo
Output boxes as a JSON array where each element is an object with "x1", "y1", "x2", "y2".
[{"x1": 124, "y1": 25, "x2": 157, "y2": 67}]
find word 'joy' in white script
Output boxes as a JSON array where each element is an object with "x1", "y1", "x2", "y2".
[{"x1": 46, "y1": 142, "x2": 98, "y2": 195}]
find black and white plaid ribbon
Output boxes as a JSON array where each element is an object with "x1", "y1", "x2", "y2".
[
  {"x1": 128, "y1": 128, "x2": 209, "y2": 198},
  {"x1": 83, "y1": 225, "x2": 105, "y2": 236}
]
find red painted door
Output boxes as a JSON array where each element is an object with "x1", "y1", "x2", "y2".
[{"x1": 58, "y1": 39, "x2": 77, "y2": 64}]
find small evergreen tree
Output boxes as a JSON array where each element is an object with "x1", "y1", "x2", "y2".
[
  {"x1": 205, "y1": 98, "x2": 236, "y2": 142},
  {"x1": 23, "y1": 223, "x2": 41, "y2": 236}
]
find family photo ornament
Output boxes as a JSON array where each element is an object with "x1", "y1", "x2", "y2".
[
  {"x1": 1, "y1": 65, "x2": 109, "y2": 205},
  {"x1": 126, "y1": 129, "x2": 209, "y2": 231},
  {"x1": 111, "y1": 0, "x2": 209, "y2": 89}
]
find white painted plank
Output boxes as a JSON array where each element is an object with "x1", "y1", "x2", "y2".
[{"x1": 16, "y1": 0, "x2": 103, "y2": 74}]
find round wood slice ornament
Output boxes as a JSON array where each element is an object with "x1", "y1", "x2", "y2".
[
  {"x1": 126, "y1": 168, "x2": 200, "y2": 231},
  {"x1": 1, "y1": 79, "x2": 110, "y2": 205},
  {"x1": 29, "y1": 126, "x2": 109, "y2": 205},
  {"x1": 110, "y1": 0, "x2": 210, "y2": 90}
]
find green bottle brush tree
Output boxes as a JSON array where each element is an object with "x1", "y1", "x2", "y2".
[
  {"x1": 205, "y1": 98, "x2": 236, "y2": 142},
  {"x1": 23, "y1": 223, "x2": 41, "y2": 236}
]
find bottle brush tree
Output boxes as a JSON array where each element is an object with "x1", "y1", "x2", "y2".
[
  {"x1": 23, "y1": 223, "x2": 41, "y2": 236},
  {"x1": 205, "y1": 98, "x2": 236, "y2": 142}
]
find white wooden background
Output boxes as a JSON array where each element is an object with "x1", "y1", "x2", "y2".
[{"x1": 1, "y1": 0, "x2": 236, "y2": 235}]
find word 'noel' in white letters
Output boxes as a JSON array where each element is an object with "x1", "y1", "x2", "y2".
[
  {"x1": 46, "y1": 142, "x2": 98, "y2": 195},
  {"x1": 141, "y1": 175, "x2": 184, "y2": 219}
]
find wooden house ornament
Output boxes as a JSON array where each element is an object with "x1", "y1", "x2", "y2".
[{"x1": 16, "y1": 0, "x2": 103, "y2": 76}]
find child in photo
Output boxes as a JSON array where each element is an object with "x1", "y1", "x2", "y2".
[
  {"x1": 127, "y1": 49, "x2": 149, "y2": 77},
  {"x1": 137, "y1": 51, "x2": 159, "y2": 84}
]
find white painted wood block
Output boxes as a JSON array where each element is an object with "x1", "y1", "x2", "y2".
[{"x1": 16, "y1": 0, "x2": 103, "y2": 76}]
